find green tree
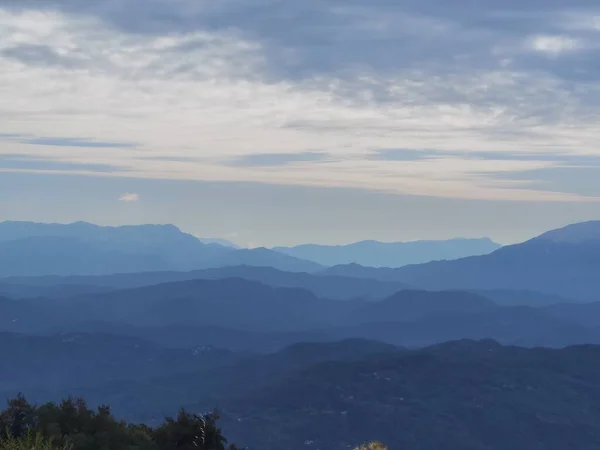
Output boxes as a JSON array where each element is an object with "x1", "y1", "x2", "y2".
[
  {"x1": 0, "y1": 394, "x2": 37, "y2": 439},
  {"x1": 0, "y1": 396, "x2": 235, "y2": 450},
  {"x1": 153, "y1": 410, "x2": 227, "y2": 450}
]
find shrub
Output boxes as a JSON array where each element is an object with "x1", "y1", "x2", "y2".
[{"x1": 0, "y1": 429, "x2": 71, "y2": 450}]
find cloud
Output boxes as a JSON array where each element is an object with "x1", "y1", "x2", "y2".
[
  {"x1": 1, "y1": 43, "x2": 83, "y2": 68},
  {"x1": 0, "y1": 133, "x2": 137, "y2": 149},
  {"x1": 0, "y1": 154, "x2": 122, "y2": 172},
  {"x1": 0, "y1": 2, "x2": 600, "y2": 202},
  {"x1": 371, "y1": 149, "x2": 600, "y2": 166},
  {"x1": 23, "y1": 137, "x2": 137, "y2": 148},
  {"x1": 118, "y1": 193, "x2": 139, "y2": 202},
  {"x1": 527, "y1": 35, "x2": 581, "y2": 55},
  {"x1": 371, "y1": 149, "x2": 445, "y2": 162},
  {"x1": 225, "y1": 152, "x2": 330, "y2": 167}
]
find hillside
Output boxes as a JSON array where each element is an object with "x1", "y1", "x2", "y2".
[
  {"x1": 0, "y1": 332, "x2": 240, "y2": 392},
  {"x1": 219, "y1": 340, "x2": 600, "y2": 450},
  {"x1": 8, "y1": 340, "x2": 600, "y2": 450},
  {"x1": 0, "y1": 221, "x2": 321, "y2": 276},
  {"x1": 0, "y1": 278, "x2": 359, "y2": 333},
  {"x1": 0, "y1": 337, "x2": 400, "y2": 424},
  {"x1": 36, "y1": 278, "x2": 344, "y2": 331},
  {"x1": 346, "y1": 290, "x2": 496, "y2": 323},
  {"x1": 3, "y1": 279, "x2": 600, "y2": 352},
  {"x1": 321, "y1": 221, "x2": 600, "y2": 300},
  {"x1": 1, "y1": 265, "x2": 410, "y2": 301}
]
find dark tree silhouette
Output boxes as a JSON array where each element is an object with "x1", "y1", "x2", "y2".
[{"x1": 0, "y1": 396, "x2": 234, "y2": 450}]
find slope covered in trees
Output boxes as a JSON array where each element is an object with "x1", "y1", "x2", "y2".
[{"x1": 6, "y1": 340, "x2": 600, "y2": 450}]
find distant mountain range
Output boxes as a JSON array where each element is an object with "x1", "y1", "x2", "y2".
[
  {"x1": 0, "y1": 221, "x2": 321, "y2": 276},
  {"x1": 0, "y1": 265, "x2": 411, "y2": 301},
  {"x1": 2, "y1": 275, "x2": 598, "y2": 350},
  {"x1": 322, "y1": 220, "x2": 600, "y2": 301},
  {"x1": 4, "y1": 220, "x2": 599, "y2": 304},
  {"x1": 0, "y1": 221, "x2": 509, "y2": 277},
  {"x1": 3, "y1": 219, "x2": 600, "y2": 345},
  {"x1": 274, "y1": 237, "x2": 501, "y2": 267}
]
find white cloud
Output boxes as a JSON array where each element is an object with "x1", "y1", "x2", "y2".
[
  {"x1": 0, "y1": 7, "x2": 600, "y2": 202},
  {"x1": 527, "y1": 35, "x2": 581, "y2": 55},
  {"x1": 118, "y1": 193, "x2": 139, "y2": 202}
]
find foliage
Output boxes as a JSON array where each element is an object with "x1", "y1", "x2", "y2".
[
  {"x1": 0, "y1": 429, "x2": 71, "y2": 450},
  {"x1": 0, "y1": 395, "x2": 235, "y2": 450}
]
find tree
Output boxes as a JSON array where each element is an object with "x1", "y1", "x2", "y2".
[
  {"x1": 0, "y1": 395, "x2": 37, "y2": 440},
  {"x1": 153, "y1": 410, "x2": 227, "y2": 450},
  {"x1": 0, "y1": 396, "x2": 235, "y2": 450}
]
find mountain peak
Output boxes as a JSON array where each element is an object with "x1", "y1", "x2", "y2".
[{"x1": 536, "y1": 220, "x2": 600, "y2": 244}]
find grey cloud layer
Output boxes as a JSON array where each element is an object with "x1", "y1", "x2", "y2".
[
  {"x1": 3, "y1": 0, "x2": 599, "y2": 82},
  {"x1": 1, "y1": 0, "x2": 599, "y2": 202}
]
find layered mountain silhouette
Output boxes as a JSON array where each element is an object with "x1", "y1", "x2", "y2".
[
  {"x1": 2, "y1": 277, "x2": 599, "y2": 350},
  {"x1": 4, "y1": 218, "x2": 600, "y2": 450},
  {"x1": 274, "y1": 237, "x2": 501, "y2": 267},
  {"x1": 0, "y1": 278, "x2": 341, "y2": 332},
  {"x1": 0, "y1": 221, "x2": 321, "y2": 276},
  {"x1": 322, "y1": 221, "x2": 600, "y2": 300},
  {"x1": 1, "y1": 265, "x2": 410, "y2": 301}
]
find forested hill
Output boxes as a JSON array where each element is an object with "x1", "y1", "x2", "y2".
[{"x1": 6, "y1": 340, "x2": 600, "y2": 450}]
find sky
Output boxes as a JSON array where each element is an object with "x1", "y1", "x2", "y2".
[{"x1": 1, "y1": 0, "x2": 600, "y2": 247}]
